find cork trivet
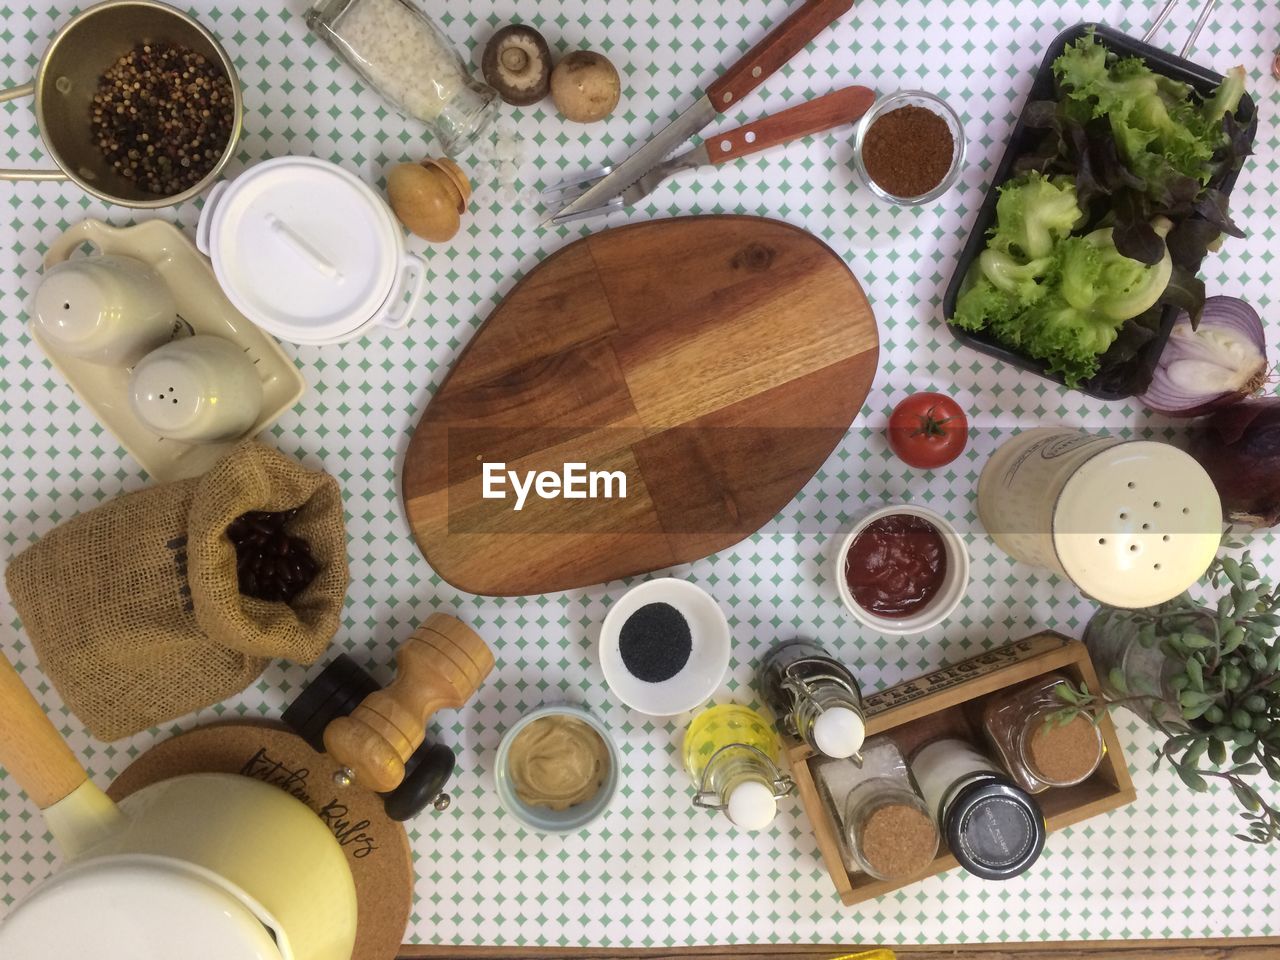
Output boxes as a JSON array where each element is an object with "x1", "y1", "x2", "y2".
[
  {"x1": 857, "y1": 802, "x2": 938, "y2": 880},
  {"x1": 107, "y1": 722, "x2": 411, "y2": 960},
  {"x1": 1028, "y1": 714, "x2": 1103, "y2": 784}
]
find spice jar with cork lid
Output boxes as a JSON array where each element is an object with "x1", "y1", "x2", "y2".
[
  {"x1": 981, "y1": 672, "x2": 1105, "y2": 793},
  {"x1": 815, "y1": 736, "x2": 939, "y2": 882},
  {"x1": 757, "y1": 638, "x2": 867, "y2": 761},
  {"x1": 909, "y1": 737, "x2": 1046, "y2": 881}
]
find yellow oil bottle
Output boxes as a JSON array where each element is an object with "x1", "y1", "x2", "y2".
[{"x1": 681, "y1": 703, "x2": 792, "y2": 831}]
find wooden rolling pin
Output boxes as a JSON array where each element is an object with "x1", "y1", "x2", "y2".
[{"x1": 323, "y1": 614, "x2": 494, "y2": 792}]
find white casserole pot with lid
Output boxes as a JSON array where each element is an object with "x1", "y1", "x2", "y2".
[{"x1": 196, "y1": 156, "x2": 425, "y2": 344}]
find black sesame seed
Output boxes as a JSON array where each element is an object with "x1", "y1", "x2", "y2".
[{"x1": 618, "y1": 602, "x2": 692, "y2": 683}]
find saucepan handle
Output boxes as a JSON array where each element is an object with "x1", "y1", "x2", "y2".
[
  {"x1": 0, "y1": 645, "x2": 89, "y2": 808},
  {"x1": 0, "y1": 80, "x2": 70, "y2": 182}
]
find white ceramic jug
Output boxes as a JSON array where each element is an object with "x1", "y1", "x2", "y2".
[{"x1": 0, "y1": 650, "x2": 358, "y2": 960}]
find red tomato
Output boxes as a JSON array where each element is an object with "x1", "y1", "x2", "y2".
[{"x1": 887, "y1": 393, "x2": 968, "y2": 469}]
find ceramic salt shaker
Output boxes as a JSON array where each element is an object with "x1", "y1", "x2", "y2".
[
  {"x1": 129, "y1": 335, "x2": 263, "y2": 442},
  {"x1": 32, "y1": 255, "x2": 179, "y2": 366}
]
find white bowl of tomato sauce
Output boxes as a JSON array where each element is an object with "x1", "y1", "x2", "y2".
[{"x1": 834, "y1": 504, "x2": 969, "y2": 636}]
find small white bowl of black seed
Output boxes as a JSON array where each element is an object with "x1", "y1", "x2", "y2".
[{"x1": 598, "y1": 578, "x2": 731, "y2": 716}]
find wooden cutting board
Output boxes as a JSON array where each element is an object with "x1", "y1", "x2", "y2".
[{"x1": 403, "y1": 215, "x2": 878, "y2": 596}]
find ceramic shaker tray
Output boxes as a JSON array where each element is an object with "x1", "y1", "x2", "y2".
[
  {"x1": 788, "y1": 632, "x2": 1136, "y2": 905},
  {"x1": 34, "y1": 219, "x2": 306, "y2": 482},
  {"x1": 402, "y1": 215, "x2": 879, "y2": 596}
]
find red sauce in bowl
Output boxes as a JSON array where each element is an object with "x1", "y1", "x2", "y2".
[{"x1": 844, "y1": 514, "x2": 947, "y2": 618}]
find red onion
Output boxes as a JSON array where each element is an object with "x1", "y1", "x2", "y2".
[
  {"x1": 1140, "y1": 296, "x2": 1267, "y2": 417},
  {"x1": 1190, "y1": 398, "x2": 1280, "y2": 527}
]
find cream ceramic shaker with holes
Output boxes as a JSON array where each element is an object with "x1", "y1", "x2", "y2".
[
  {"x1": 977, "y1": 427, "x2": 1221, "y2": 608},
  {"x1": 32, "y1": 255, "x2": 179, "y2": 366},
  {"x1": 196, "y1": 156, "x2": 426, "y2": 345},
  {"x1": 129, "y1": 335, "x2": 263, "y2": 442}
]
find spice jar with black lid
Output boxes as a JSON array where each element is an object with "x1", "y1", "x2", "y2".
[
  {"x1": 758, "y1": 638, "x2": 867, "y2": 761},
  {"x1": 981, "y1": 672, "x2": 1105, "y2": 793},
  {"x1": 909, "y1": 737, "x2": 1046, "y2": 881}
]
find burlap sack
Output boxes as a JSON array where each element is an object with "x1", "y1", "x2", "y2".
[{"x1": 5, "y1": 442, "x2": 349, "y2": 740}]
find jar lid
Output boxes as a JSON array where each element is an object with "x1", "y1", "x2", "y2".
[
  {"x1": 946, "y1": 779, "x2": 1046, "y2": 880},
  {"x1": 1053, "y1": 440, "x2": 1221, "y2": 608},
  {"x1": 726, "y1": 779, "x2": 778, "y2": 831},
  {"x1": 201, "y1": 157, "x2": 401, "y2": 341},
  {"x1": 0, "y1": 857, "x2": 283, "y2": 959},
  {"x1": 813, "y1": 706, "x2": 866, "y2": 759}
]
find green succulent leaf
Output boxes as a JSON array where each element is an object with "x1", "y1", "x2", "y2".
[
  {"x1": 1221, "y1": 626, "x2": 1247, "y2": 655},
  {"x1": 1185, "y1": 658, "x2": 1205, "y2": 690},
  {"x1": 1183, "y1": 738, "x2": 1209, "y2": 768},
  {"x1": 1177, "y1": 766, "x2": 1209, "y2": 792},
  {"x1": 1233, "y1": 744, "x2": 1258, "y2": 764},
  {"x1": 1182, "y1": 634, "x2": 1214, "y2": 651},
  {"x1": 1233, "y1": 783, "x2": 1263, "y2": 812},
  {"x1": 1222, "y1": 556, "x2": 1243, "y2": 588},
  {"x1": 1210, "y1": 738, "x2": 1228, "y2": 765},
  {"x1": 1179, "y1": 689, "x2": 1214, "y2": 709},
  {"x1": 1107, "y1": 667, "x2": 1129, "y2": 695}
]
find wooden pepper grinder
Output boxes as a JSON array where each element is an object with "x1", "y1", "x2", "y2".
[{"x1": 324, "y1": 614, "x2": 494, "y2": 792}]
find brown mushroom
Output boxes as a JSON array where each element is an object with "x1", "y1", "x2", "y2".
[
  {"x1": 482, "y1": 25, "x2": 552, "y2": 106},
  {"x1": 386, "y1": 158, "x2": 472, "y2": 243},
  {"x1": 550, "y1": 50, "x2": 621, "y2": 123}
]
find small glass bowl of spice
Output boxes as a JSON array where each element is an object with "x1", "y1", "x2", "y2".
[{"x1": 852, "y1": 90, "x2": 965, "y2": 204}]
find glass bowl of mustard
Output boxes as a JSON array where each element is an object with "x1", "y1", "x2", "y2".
[
  {"x1": 495, "y1": 703, "x2": 619, "y2": 833},
  {"x1": 851, "y1": 90, "x2": 966, "y2": 205}
]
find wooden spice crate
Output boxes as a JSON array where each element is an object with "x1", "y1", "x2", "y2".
[{"x1": 787, "y1": 631, "x2": 1136, "y2": 905}]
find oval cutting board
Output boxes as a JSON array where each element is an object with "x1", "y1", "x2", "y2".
[{"x1": 403, "y1": 215, "x2": 878, "y2": 596}]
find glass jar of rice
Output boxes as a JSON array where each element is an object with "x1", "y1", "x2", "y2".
[{"x1": 306, "y1": 0, "x2": 497, "y2": 154}]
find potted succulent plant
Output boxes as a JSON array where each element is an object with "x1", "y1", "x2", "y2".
[{"x1": 1052, "y1": 545, "x2": 1280, "y2": 844}]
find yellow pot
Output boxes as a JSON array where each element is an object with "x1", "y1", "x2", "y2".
[{"x1": 0, "y1": 654, "x2": 357, "y2": 960}]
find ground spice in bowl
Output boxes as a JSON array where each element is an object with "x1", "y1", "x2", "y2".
[{"x1": 861, "y1": 104, "x2": 955, "y2": 199}]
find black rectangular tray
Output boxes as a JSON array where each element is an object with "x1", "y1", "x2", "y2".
[{"x1": 941, "y1": 22, "x2": 1258, "y2": 401}]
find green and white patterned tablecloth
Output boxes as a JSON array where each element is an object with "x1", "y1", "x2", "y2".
[{"x1": 1, "y1": 0, "x2": 1277, "y2": 947}]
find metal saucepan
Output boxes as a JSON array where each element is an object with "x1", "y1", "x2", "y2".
[{"x1": 0, "y1": 0, "x2": 243, "y2": 207}]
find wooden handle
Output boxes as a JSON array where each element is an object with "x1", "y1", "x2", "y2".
[
  {"x1": 706, "y1": 0, "x2": 855, "y2": 110},
  {"x1": 323, "y1": 614, "x2": 494, "y2": 792},
  {"x1": 0, "y1": 649, "x2": 89, "y2": 808},
  {"x1": 705, "y1": 85, "x2": 874, "y2": 164}
]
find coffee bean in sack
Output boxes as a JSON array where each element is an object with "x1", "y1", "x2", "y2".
[{"x1": 226, "y1": 509, "x2": 321, "y2": 603}]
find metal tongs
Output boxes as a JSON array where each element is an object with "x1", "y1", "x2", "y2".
[{"x1": 1142, "y1": 0, "x2": 1219, "y2": 55}]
